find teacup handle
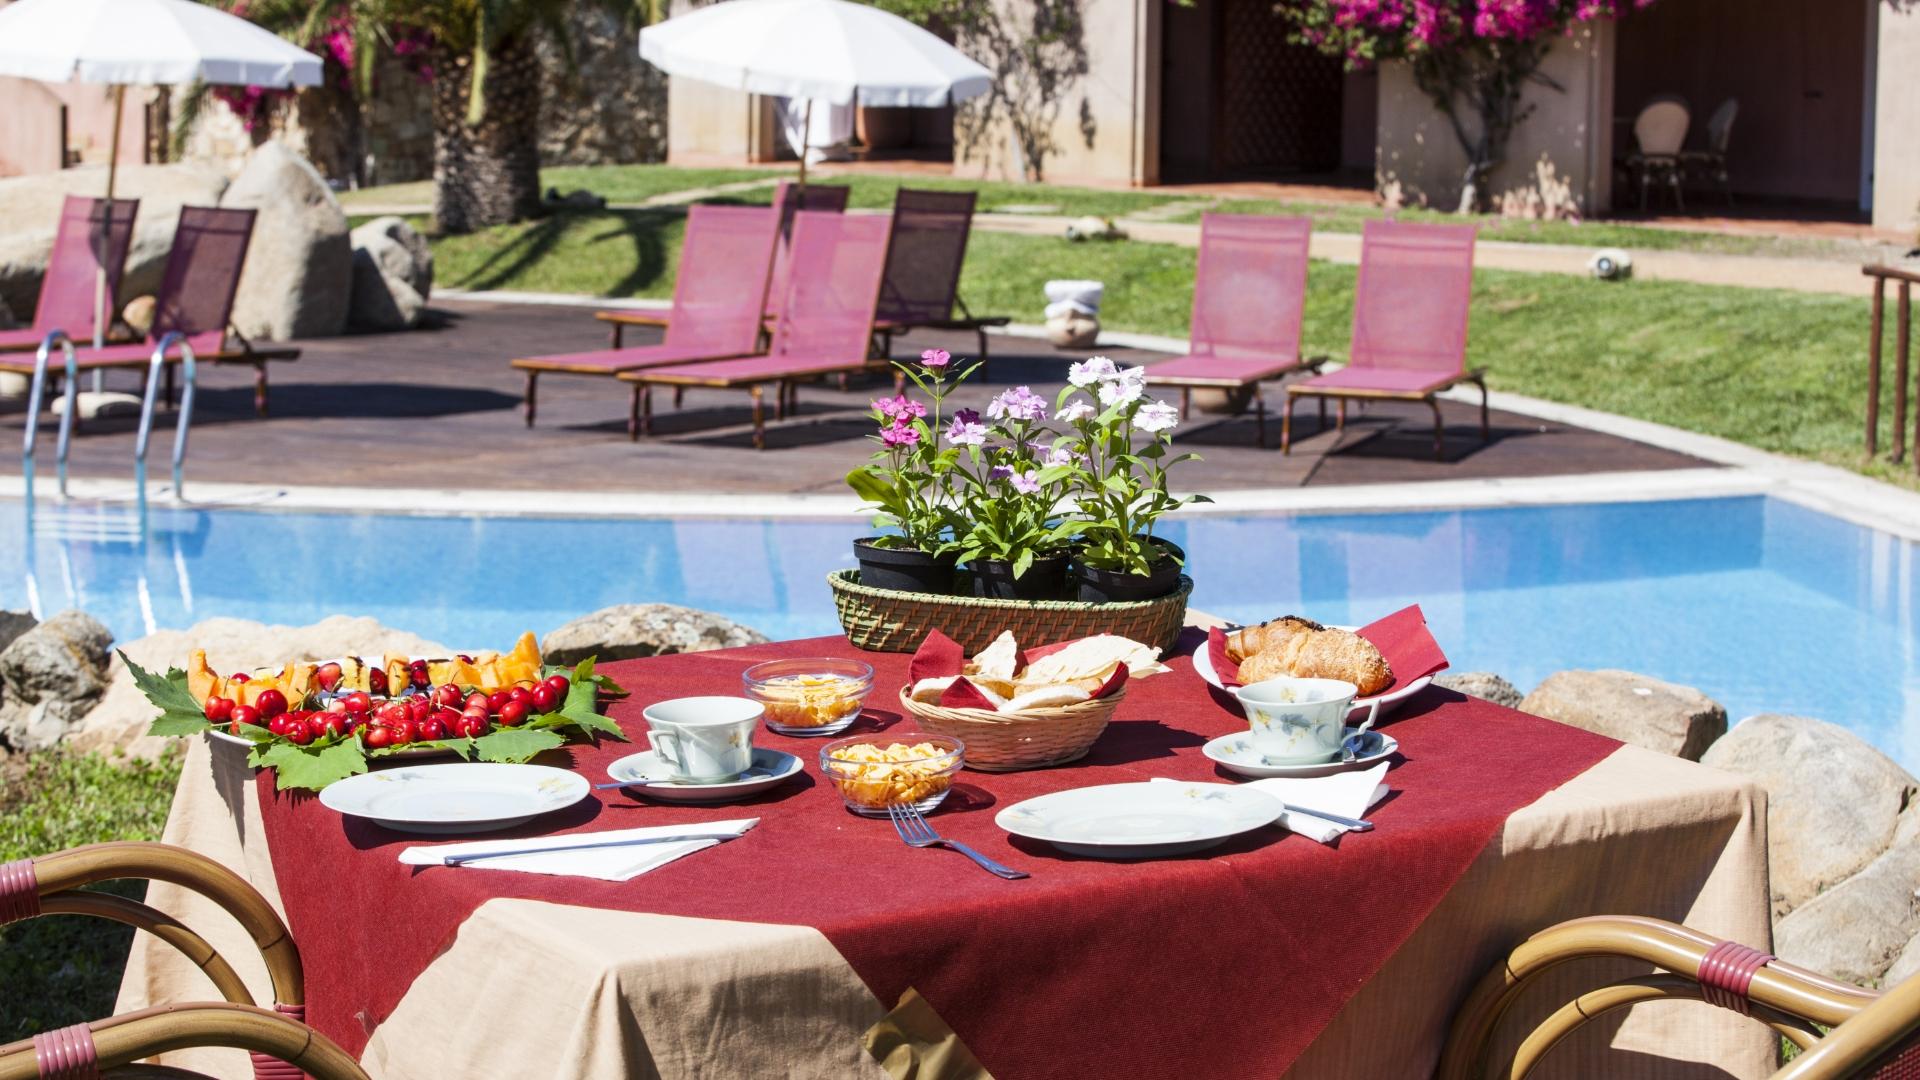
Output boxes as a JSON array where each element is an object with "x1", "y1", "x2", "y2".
[
  {"x1": 1352, "y1": 697, "x2": 1383, "y2": 735},
  {"x1": 646, "y1": 730, "x2": 683, "y2": 770}
]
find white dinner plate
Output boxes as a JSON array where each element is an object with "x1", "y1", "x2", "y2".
[
  {"x1": 995, "y1": 781, "x2": 1284, "y2": 859},
  {"x1": 605, "y1": 748, "x2": 803, "y2": 804},
  {"x1": 1193, "y1": 625, "x2": 1432, "y2": 722},
  {"x1": 1201, "y1": 729, "x2": 1399, "y2": 780},
  {"x1": 319, "y1": 763, "x2": 590, "y2": 834}
]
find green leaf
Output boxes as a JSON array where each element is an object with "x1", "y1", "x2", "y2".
[
  {"x1": 255, "y1": 739, "x2": 368, "y2": 793},
  {"x1": 845, "y1": 466, "x2": 896, "y2": 506},
  {"x1": 473, "y1": 726, "x2": 568, "y2": 763},
  {"x1": 122, "y1": 652, "x2": 213, "y2": 737},
  {"x1": 546, "y1": 658, "x2": 627, "y2": 740}
]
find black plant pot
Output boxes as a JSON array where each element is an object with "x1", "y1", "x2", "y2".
[
  {"x1": 1072, "y1": 539, "x2": 1186, "y2": 603},
  {"x1": 968, "y1": 555, "x2": 1069, "y2": 601},
  {"x1": 853, "y1": 538, "x2": 957, "y2": 594}
]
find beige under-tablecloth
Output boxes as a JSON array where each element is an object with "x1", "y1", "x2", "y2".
[{"x1": 115, "y1": 731, "x2": 1772, "y2": 1079}]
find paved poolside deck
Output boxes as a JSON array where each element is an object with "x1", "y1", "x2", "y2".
[{"x1": 0, "y1": 298, "x2": 1706, "y2": 497}]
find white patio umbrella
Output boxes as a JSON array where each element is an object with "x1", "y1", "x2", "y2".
[
  {"x1": 0, "y1": 0, "x2": 322, "y2": 348},
  {"x1": 639, "y1": 0, "x2": 992, "y2": 184}
]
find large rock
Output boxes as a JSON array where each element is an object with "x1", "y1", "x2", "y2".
[
  {"x1": 543, "y1": 604, "x2": 769, "y2": 666},
  {"x1": 1435, "y1": 671, "x2": 1523, "y2": 709},
  {"x1": 1520, "y1": 669, "x2": 1726, "y2": 760},
  {"x1": 347, "y1": 216, "x2": 433, "y2": 331},
  {"x1": 69, "y1": 615, "x2": 448, "y2": 758},
  {"x1": 219, "y1": 142, "x2": 352, "y2": 340},
  {"x1": 0, "y1": 610, "x2": 114, "y2": 752},
  {"x1": 1702, "y1": 714, "x2": 1919, "y2": 917},
  {"x1": 1774, "y1": 809, "x2": 1920, "y2": 986},
  {"x1": 0, "y1": 163, "x2": 229, "y2": 324},
  {"x1": 1883, "y1": 922, "x2": 1920, "y2": 988}
]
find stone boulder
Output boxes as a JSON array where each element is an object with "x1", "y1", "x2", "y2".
[
  {"x1": 543, "y1": 604, "x2": 769, "y2": 666},
  {"x1": 1520, "y1": 669, "x2": 1726, "y2": 760},
  {"x1": 347, "y1": 216, "x2": 433, "y2": 331},
  {"x1": 1435, "y1": 671, "x2": 1524, "y2": 709},
  {"x1": 70, "y1": 615, "x2": 448, "y2": 758},
  {"x1": 1883, "y1": 923, "x2": 1920, "y2": 988},
  {"x1": 0, "y1": 163, "x2": 230, "y2": 324},
  {"x1": 0, "y1": 610, "x2": 114, "y2": 752},
  {"x1": 1774, "y1": 808, "x2": 1920, "y2": 986},
  {"x1": 219, "y1": 142, "x2": 352, "y2": 340},
  {"x1": 1702, "y1": 714, "x2": 1919, "y2": 917}
]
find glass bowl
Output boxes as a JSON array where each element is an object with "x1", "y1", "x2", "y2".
[
  {"x1": 819, "y1": 732, "x2": 965, "y2": 817},
  {"x1": 743, "y1": 658, "x2": 874, "y2": 737}
]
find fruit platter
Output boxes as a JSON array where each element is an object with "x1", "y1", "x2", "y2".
[{"x1": 126, "y1": 632, "x2": 629, "y2": 792}]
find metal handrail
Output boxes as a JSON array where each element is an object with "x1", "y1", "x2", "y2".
[
  {"x1": 135, "y1": 331, "x2": 196, "y2": 504},
  {"x1": 23, "y1": 328, "x2": 78, "y2": 502}
]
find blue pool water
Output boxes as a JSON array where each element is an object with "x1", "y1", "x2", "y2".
[{"x1": 3, "y1": 495, "x2": 1917, "y2": 769}]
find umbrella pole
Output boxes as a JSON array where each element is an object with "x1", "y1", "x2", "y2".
[
  {"x1": 797, "y1": 97, "x2": 812, "y2": 190},
  {"x1": 91, "y1": 83, "x2": 128, "y2": 395}
]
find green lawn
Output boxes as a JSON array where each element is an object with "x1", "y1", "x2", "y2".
[{"x1": 0, "y1": 749, "x2": 184, "y2": 1042}]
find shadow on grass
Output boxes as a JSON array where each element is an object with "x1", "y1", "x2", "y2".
[{"x1": 444, "y1": 209, "x2": 683, "y2": 298}]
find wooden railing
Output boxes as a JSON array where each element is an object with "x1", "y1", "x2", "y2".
[{"x1": 1866, "y1": 263, "x2": 1920, "y2": 470}]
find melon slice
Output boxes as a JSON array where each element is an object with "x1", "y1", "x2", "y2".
[
  {"x1": 507, "y1": 631, "x2": 541, "y2": 670},
  {"x1": 384, "y1": 656, "x2": 411, "y2": 696},
  {"x1": 185, "y1": 650, "x2": 222, "y2": 706}
]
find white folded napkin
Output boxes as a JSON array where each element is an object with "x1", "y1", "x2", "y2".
[
  {"x1": 398, "y1": 819, "x2": 759, "y2": 882},
  {"x1": 1152, "y1": 763, "x2": 1390, "y2": 844}
]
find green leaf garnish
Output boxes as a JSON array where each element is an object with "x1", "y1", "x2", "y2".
[
  {"x1": 472, "y1": 726, "x2": 568, "y2": 763},
  {"x1": 123, "y1": 652, "x2": 214, "y2": 737},
  {"x1": 254, "y1": 739, "x2": 368, "y2": 792}
]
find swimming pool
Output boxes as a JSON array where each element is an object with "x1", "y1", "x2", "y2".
[{"x1": 2, "y1": 495, "x2": 1915, "y2": 769}]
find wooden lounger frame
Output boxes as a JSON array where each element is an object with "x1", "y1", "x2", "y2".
[{"x1": 1282, "y1": 368, "x2": 1489, "y2": 462}]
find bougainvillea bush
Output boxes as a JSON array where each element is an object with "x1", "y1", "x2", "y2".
[{"x1": 1274, "y1": 0, "x2": 1656, "y2": 211}]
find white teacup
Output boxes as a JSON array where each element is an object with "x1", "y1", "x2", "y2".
[
  {"x1": 1232, "y1": 676, "x2": 1383, "y2": 765},
  {"x1": 643, "y1": 696, "x2": 762, "y2": 782}
]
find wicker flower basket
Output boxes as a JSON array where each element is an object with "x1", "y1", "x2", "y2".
[
  {"x1": 828, "y1": 570, "x2": 1192, "y2": 654},
  {"x1": 898, "y1": 685, "x2": 1124, "y2": 771}
]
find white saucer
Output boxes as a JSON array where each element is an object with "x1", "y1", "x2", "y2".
[
  {"x1": 996, "y1": 781, "x2": 1284, "y2": 859},
  {"x1": 1202, "y1": 729, "x2": 1399, "y2": 779},
  {"x1": 318, "y1": 763, "x2": 589, "y2": 835},
  {"x1": 604, "y1": 748, "x2": 802, "y2": 804},
  {"x1": 1193, "y1": 626, "x2": 1432, "y2": 722}
]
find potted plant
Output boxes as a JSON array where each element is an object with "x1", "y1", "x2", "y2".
[
  {"x1": 946, "y1": 387, "x2": 1081, "y2": 600},
  {"x1": 845, "y1": 349, "x2": 972, "y2": 593},
  {"x1": 1052, "y1": 357, "x2": 1208, "y2": 602}
]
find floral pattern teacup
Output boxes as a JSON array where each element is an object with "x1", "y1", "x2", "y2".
[{"x1": 1232, "y1": 677, "x2": 1381, "y2": 765}]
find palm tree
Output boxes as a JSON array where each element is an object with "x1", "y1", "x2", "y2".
[{"x1": 189, "y1": 0, "x2": 654, "y2": 234}]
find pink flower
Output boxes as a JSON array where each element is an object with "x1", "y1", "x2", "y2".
[
  {"x1": 1009, "y1": 470, "x2": 1043, "y2": 495},
  {"x1": 945, "y1": 408, "x2": 989, "y2": 446},
  {"x1": 872, "y1": 395, "x2": 926, "y2": 420},
  {"x1": 987, "y1": 386, "x2": 1050, "y2": 422},
  {"x1": 920, "y1": 348, "x2": 952, "y2": 369},
  {"x1": 880, "y1": 418, "x2": 920, "y2": 448}
]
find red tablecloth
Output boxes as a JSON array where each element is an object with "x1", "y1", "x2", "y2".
[{"x1": 256, "y1": 633, "x2": 1619, "y2": 1077}]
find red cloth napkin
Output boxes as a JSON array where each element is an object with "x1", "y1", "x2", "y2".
[
  {"x1": 912, "y1": 631, "x2": 1129, "y2": 709},
  {"x1": 1207, "y1": 604, "x2": 1448, "y2": 693}
]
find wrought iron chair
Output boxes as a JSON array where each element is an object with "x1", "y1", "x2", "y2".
[
  {"x1": 1626, "y1": 96, "x2": 1691, "y2": 212},
  {"x1": 1681, "y1": 98, "x2": 1740, "y2": 208}
]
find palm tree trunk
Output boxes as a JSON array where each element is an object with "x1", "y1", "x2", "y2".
[{"x1": 430, "y1": 34, "x2": 544, "y2": 234}]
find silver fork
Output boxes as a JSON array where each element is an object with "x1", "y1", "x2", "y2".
[{"x1": 886, "y1": 802, "x2": 1029, "y2": 879}]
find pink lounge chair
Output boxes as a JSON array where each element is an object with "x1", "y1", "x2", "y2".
[
  {"x1": 1282, "y1": 219, "x2": 1486, "y2": 461},
  {"x1": 871, "y1": 188, "x2": 1009, "y2": 362},
  {"x1": 0, "y1": 195, "x2": 139, "y2": 352},
  {"x1": 619, "y1": 210, "x2": 892, "y2": 450},
  {"x1": 592, "y1": 181, "x2": 849, "y2": 346},
  {"x1": 0, "y1": 206, "x2": 298, "y2": 416},
  {"x1": 511, "y1": 204, "x2": 782, "y2": 434},
  {"x1": 1143, "y1": 213, "x2": 1324, "y2": 446}
]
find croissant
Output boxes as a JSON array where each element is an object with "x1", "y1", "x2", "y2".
[
  {"x1": 1232, "y1": 621, "x2": 1393, "y2": 697},
  {"x1": 1226, "y1": 616, "x2": 1323, "y2": 663}
]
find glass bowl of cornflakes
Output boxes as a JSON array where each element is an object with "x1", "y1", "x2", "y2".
[
  {"x1": 742, "y1": 658, "x2": 874, "y2": 736},
  {"x1": 819, "y1": 733, "x2": 964, "y2": 816}
]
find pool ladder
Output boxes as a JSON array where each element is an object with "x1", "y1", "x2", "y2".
[{"x1": 22, "y1": 329, "x2": 198, "y2": 507}]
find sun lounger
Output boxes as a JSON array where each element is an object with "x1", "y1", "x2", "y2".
[
  {"x1": 0, "y1": 195, "x2": 138, "y2": 352},
  {"x1": 870, "y1": 188, "x2": 1009, "y2": 362},
  {"x1": 511, "y1": 204, "x2": 781, "y2": 433},
  {"x1": 592, "y1": 180, "x2": 849, "y2": 347},
  {"x1": 619, "y1": 211, "x2": 891, "y2": 449},
  {"x1": 1142, "y1": 213, "x2": 1323, "y2": 445},
  {"x1": 1282, "y1": 219, "x2": 1486, "y2": 461},
  {"x1": 0, "y1": 206, "x2": 298, "y2": 416}
]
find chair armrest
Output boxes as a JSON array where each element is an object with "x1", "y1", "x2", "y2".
[{"x1": 594, "y1": 310, "x2": 671, "y2": 328}]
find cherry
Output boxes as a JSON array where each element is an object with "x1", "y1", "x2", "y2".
[
  {"x1": 390, "y1": 720, "x2": 417, "y2": 745},
  {"x1": 487, "y1": 690, "x2": 512, "y2": 714},
  {"x1": 285, "y1": 723, "x2": 314, "y2": 746},
  {"x1": 507, "y1": 686, "x2": 534, "y2": 708},
  {"x1": 304, "y1": 716, "x2": 329, "y2": 741},
  {"x1": 203, "y1": 696, "x2": 235, "y2": 723},
  {"x1": 497, "y1": 700, "x2": 529, "y2": 727},
  {"x1": 457, "y1": 717, "x2": 488, "y2": 739},
  {"x1": 322, "y1": 714, "x2": 349, "y2": 739},
  {"x1": 254, "y1": 689, "x2": 288, "y2": 719},
  {"x1": 368, "y1": 668, "x2": 389, "y2": 695},
  {"x1": 530, "y1": 684, "x2": 559, "y2": 713},
  {"x1": 461, "y1": 706, "x2": 489, "y2": 727},
  {"x1": 315, "y1": 662, "x2": 342, "y2": 691},
  {"x1": 362, "y1": 725, "x2": 393, "y2": 750},
  {"x1": 342, "y1": 692, "x2": 372, "y2": 714},
  {"x1": 434, "y1": 684, "x2": 463, "y2": 708},
  {"x1": 233, "y1": 705, "x2": 262, "y2": 730},
  {"x1": 417, "y1": 718, "x2": 448, "y2": 742},
  {"x1": 544, "y1": 675, "x2": 571, "y2": 698},
  {"x1": 230, "y1": 672, "x2": 251, "y2": 683},
  {"x1": 464, "y1": 691, "x2": 490, "y2": 712},
  {"x1": 376, "y1": 701, "x2": 410, "y2": 728},
  {"x1": 406, "y1": 696, "x2": 431, "y2": 722}
]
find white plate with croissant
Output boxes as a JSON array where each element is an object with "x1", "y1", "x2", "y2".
[{"x1": 1194, "y1": 618, "x2": 1431, "y2": 722}]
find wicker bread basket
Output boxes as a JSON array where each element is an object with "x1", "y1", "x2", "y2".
[
  {"x1": 830, "y1": 570, "x2": 1191, "y2": 654},
  {"x1": 897, "y1": 685, "x2": 1124, "y2": 771}
]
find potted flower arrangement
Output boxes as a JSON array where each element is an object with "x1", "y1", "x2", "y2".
[
  {"x1": 1051, "y1": 357, "x2": 1207, "y2": 602},
  {"x1": 945, "y1": 386, "x2": 1081, "y2": 600},
  {"x1": 844, "y1": 349, "x2": 968, "y2": 594}
]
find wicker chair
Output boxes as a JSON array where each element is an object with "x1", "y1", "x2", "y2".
[
  {"x1": 1436, "y1": 915, "x2": 1920, "y2": 1079},
  {"x1": 0, "y1": 1004, "x2": 366, "y2": 1080},
  {"x1": 0, "y1": 841, "x2": 351, "y2": 1080},
  {"x1": 1625, "y1": 96, "x2": 1691, "y2": 212}
]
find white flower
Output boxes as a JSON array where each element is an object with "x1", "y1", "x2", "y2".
[
  {"x1": 1098, "y1": 378, "x2": 1144, "y2": 408},
  {"x1": 1055, "y1": 400, "x2": 1095, "y2": 422},
  {"x1": 1134, "y1": 399, "x2": 1180, "y2": 434},
  {"x1": 1068, "y1": 356, "x2": 1118, "y2": 387}
]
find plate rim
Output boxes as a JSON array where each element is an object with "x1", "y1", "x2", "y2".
[
  {"x1": 317, "y1": 761, "x2": 590, "y2": 825},
  {"x1": 995, "y1": 780, "x2": 1284, "y2": 849},
  {"x1": 1200, "y1": 730, "x2": 1399, "y2": 777},
  {"x1": 605, "y1": 747, "x2": 802, "y2": 789}
]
